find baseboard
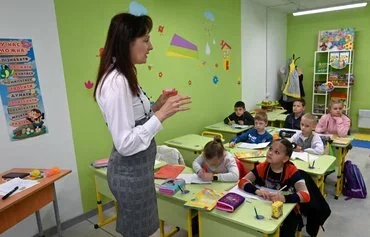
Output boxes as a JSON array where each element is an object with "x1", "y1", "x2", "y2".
[{"x1": 31, "y1": 201, "x2": 115, "y2": 237}]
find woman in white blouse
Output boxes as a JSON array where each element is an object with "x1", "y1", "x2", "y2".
[{"x1": 93, "y1": 13, "x2": 191, "y2": 237}]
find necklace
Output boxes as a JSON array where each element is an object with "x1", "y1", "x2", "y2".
[{"x1": 137, "y1": 86, "x2": 152, "y2": 118}]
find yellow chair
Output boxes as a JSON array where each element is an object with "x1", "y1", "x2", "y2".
[{"x1": 201, "y1": 131, "x2": 224, "y2": 141}]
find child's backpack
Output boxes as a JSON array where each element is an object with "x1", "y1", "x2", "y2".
[{"x1": 343, "y1": 160, "x2": 367, "y2": 199}]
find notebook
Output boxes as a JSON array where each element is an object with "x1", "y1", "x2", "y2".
[
  {"x1": 234, "y1": 149, "x2": 267, "y2": 159},
  {"x1": 154, "y1": 164, "x2": 185, "y2": 179},
  {"x1": 158, "y1": 179, "x2": 186, "y2": 196},
  {"x1": 216, "y1": 192, "x2": 245, "y2": 212},
  {"x1": 91, "y1": 158, "x2": 109, "y2": 168},
  {"x1": 184, "y1": 188, "x2": 222, "y2": 211}
]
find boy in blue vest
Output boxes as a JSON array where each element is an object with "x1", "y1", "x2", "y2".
[{"x1": 229, "y1": 111, "x2": 272, "y2": 147}]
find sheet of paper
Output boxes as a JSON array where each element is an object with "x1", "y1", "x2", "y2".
[
  {"x1": 228, "y1": 185, "x2": 264, "y2": 201},
  {"x1": 291, "y1": 152, "x2": 319, "y2": 163},
  {"x1": 231, "y1": 124, "x2": 251, "y2": 129},
  {"x1": 0, "y1": 178, "x2": 39, "y2": 195},
  {"x1": 176, "y1": 173, "x2": 212, "y2": 184},
  {"x1": 238, "y1": 142, "x2": 270, "y2": 149}
]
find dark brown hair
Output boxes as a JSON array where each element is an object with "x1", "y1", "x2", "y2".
[
  {"x1": 203, "y1": 137, "x2": 225, "y2": 160},
  {"x1": 293, "y1": 98, "x2": 306, "y2": 107},
  {"x1": 94, "y1": 13, "x2": 153, "y2": 99},
  {"x1": 273, "y1": 139, "x2": 296, "y2": 158}
]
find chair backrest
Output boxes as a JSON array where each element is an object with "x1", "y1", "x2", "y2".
[
  {"x1": 235, "y1": 158, "x2": 248, "y2": 180},
  {"x1": 201, "y1": 131, "x2": 224, "y2": 141},
  {"x1": 156, "y1": 145, "x2": 185, "y2": 165}
]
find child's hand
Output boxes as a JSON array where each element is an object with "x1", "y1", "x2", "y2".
[
  {"x1": 269, "y1": 193, "x2": 286, "y2": 203},
  {"x1": 238, "y1": 120, "x2": 244, "y2": 125},
  {"x1": 294, "y1": 146, "x2": 303, "y2": 152},
  {"x1": 255, "y1": 189, "x2": 271, "y2": 199},
  {"x1": 201, "y1": 172, "x2": 214, "y2": 181},
  {"x1": 229, "y1": 142, "x2": 236, "y2": 148}
]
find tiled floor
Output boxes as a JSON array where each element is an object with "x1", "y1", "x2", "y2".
[
  {"x1": 53, "y1": 147, "x2": 370, "y2": 237},
  {"x1": 52, "y1": 206, "x2": 188, "y2": 237}
]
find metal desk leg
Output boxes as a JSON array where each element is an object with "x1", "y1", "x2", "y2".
[
  {"x1": 335, "y1": 147, "x2": 348, "y2": 199},
  {"x1": 198, "y1": 211, "x2": 202, "y2": 237},
  {"x1": 35, "y1": 210, "x2": 45, "y2": 237},
  {"x1": 52, "y1": 184, "x2": 63, "y2": 237}
]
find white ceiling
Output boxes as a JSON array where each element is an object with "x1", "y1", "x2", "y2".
[{"x1": 249, "y1": 0, "x2": 369, "y2": 13}]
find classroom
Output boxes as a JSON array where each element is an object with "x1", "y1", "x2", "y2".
[{"x1": 1, "y1": 0, "x2": 369, "y2": 236}]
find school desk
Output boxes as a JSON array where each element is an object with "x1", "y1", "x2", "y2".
[
  {"x1": 164, "y1": 134, "x2": 214, "y2": 166},
  {"x1": 0, "y1": 168, "x2": 71, "y2": 236},
  {"x1": 329, "y1": 137, "x2": 353, "y2": 199},
  {"x1": 204, "y1": 122, "x2": 252, "y2": 141},
  {"x1": 89, "y1": 160, "x2": 166, "y2": 228},
  {"x1": 156, "y1": 166, "x2": 235, "y2": 237},
  {"x1": 198, "y1": 198, "x2": 295, "y2": 237},
  {"x1": 227, "y1": 145, "x2": 336, "y2": 196}
]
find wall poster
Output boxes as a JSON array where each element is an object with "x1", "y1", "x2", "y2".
[{"x1": 0, "y1": 39, "x2": 47, "y2": 141}]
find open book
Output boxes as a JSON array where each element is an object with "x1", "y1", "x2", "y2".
[
  {"x1": 238, "y1": 142, "x2": 270, "y2": 149},
  {"x1": 291, "y1": 152, "x2": 318, "y2": 163},
  {"x1": 234, "y1": 149, "x2": 267, "y2": 159},
  {"x1": 176, "y1": 173, "x2": 211, "y2": 184}
]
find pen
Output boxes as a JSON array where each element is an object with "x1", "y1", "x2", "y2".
[
  {"x1": 278, "y1": 185, "x2": 287, "y2": 192},
  {"x1": 254, "y1": 206, "x2": 259, "y2": 218},
  {"x1": 2, "y1": 186, "x2": 19, "y2": 200}
]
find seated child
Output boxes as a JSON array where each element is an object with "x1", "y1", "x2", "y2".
[
  {"x1": 193, "y1": 137, "x2": 239, "y2": 182},
  {"x1": 229, "y1": 111, "x2": 272, "y2": 147},
  {"x1": 284, "y1": 98, "x2": 305, "y2": 130},
  {"x1": 291, "y1": 113, "x2": 324, "y2": 155},
  {"x1": 224, "y1": 101, "x2": 254, "y2": 126},
  {"x1": 238, "y1": 139, "x2": 310, "y2": 236},
  {"x1": 315, "y1": 99, "x2": 350, "y2": 137}
]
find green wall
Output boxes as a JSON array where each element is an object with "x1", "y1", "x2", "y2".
[
  {"x1": 54, "y1": 0, "x2": 241, "y2": 211},
  {"x1": 287, "y1": 7, "x2": 370, "y2": 131}
]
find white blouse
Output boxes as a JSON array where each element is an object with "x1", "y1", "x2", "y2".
[{"x1": 96, "y1": 70, "x2": 162, "y2": 156}]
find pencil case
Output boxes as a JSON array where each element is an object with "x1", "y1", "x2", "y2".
[
  {"x1": 216, "y1": 192, "x2": 245, "y2": 212},
  {"x1": 158, "y1": 179, "x2": 185, "y2": 195}
]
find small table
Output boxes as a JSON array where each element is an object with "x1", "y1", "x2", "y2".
[
  {"x1": 0, "y1": 168, "x2": 71, "y2": 236},
  {"x1": 330, "y1": 137, "x2": 353, "y2": 199},
  {"x1": 204, "y1": 122, "x2": 252, "y2": 142},
  {"x1": 198, "y1": 198, "x2": 295, "y2": 237},
  {"x1": 164, "y1": 134, "x2": 214, "y2": 166},
  {"x1": 156, "y1": 166, "x2": 235, "y2": 237}
]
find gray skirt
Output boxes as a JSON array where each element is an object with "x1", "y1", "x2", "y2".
[{"x1": 107, "y1": 118, "x2": 158, "y2": 237}]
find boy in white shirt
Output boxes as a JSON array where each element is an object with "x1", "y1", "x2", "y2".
[{"x1": 291, "y1": 113, "x2": 324, "y2": 155}]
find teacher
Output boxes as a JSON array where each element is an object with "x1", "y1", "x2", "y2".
[{"x1": 93, "y1": 13, "x2": 191, "y2": 237}]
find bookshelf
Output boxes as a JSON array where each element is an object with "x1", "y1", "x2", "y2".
[{"x1": 312, "y1": 50, "x2": 354, "y2": 116}]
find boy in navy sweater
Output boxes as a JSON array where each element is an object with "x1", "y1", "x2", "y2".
[
  {"x1": 229, "y1": 111, "x2": 272, "y2": 147},
  {"x1": 224, "y1": 101, "x2": 254, "y2": 126},
  {"x1": 284, "y1": 98, "x2": 305, "y2": 130}
]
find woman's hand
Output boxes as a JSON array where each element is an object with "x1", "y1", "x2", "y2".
[
  {"x1": 152, "y1": 89, "x2": 178, "y2": 112},
  {"x1": 229, "y1": 142, "x2": 236, "y2": 148},
  {"x1": 154, "y1": 94, "x2": 191, "y2": 122}
]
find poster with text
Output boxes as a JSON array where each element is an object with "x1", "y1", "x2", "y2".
[{"x1": 0, "y1": 39, "x2": 47, "y2": 141}]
